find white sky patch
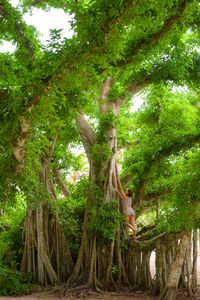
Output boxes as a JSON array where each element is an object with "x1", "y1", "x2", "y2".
[
  {"x1": 9, "y1": 0, "x2": 19, "y2": 7},
  {"x1": 70, "y1": 145, "x2": 85, "y2": 156},
  {"x1": 172, "y1": 85, "x2": 190, "y2": 94},
  {"x1": 194, "y1": 47, "x2": 200, "y2": 53},
  {"x1": 130, "y1": 94, "x2": 144, "y2": 112},
  {"x1": 23, "y1": 8, "x2": 73, "y2": 45},
  {"x1": 0, "y1": 0, "x2": 73, "y2": 53},
  {"x1": 0, "y1": 41, "x2": 17, "y2": 53}
]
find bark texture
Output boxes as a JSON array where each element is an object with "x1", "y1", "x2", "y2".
[
  {"x1": 63, "y1": 79, "x2": 124, "y2": 291},
  {"x1": 191, "y1": 230, "x2": 198, "y2": 292},
  {"x1": 21, "y1": 205, "x2": 74, "y2": 284},
  {"x1": 159, "y1": 232, "x2": 190, "y2": 300},
  {"x1": 21, "y1": 145, "x2": 74, "y2": 284},
  {"x1": 64, "y1": 78, "x2": 153, "y2": 293}
]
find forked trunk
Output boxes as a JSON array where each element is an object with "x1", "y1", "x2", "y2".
[
  {"x1": 65, "y1": 157, "x2": 128, "y2": 290},
  {"x1": 66, "y1": 77, "x2": 150, "y2": 292}
]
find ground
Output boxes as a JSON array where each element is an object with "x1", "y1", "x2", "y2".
[
  {"x1": 0, "y1": 252, "x2": 199, "y2": 300},
  {"x1": 0, "y1": 290, "x2": 200, "y2": 300}
]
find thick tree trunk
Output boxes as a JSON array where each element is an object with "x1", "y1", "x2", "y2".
[
  {"x1": 65, "y1": 157, "x2": 127, "y2": 290},
  {"x1": 199, "y1": 229, "x2": 200, "y2": 255},
  {"x1": 154, "y1": 239, "x2": 164, "y2": 296},
  {"x1": 191, "y1": 230, "x2": 198, "y2": 292},
  {"x1": 21, "y1": 205, "x2": 74, "y2": 284},
  {"x1": 159, "y1": 233, "x2": 190, "y2": 300},
  {"x1": 65, "y1": 104, "x2": 133, "y2": 291},
  {"x1": 65, "y1": 79, "x2": 127, "y2": 290},
  {"x1": 140, "y1": 250, "x2": 152, "y2": 289},
  {"x1": 178, "y1": 231, "x2": 197, "y2": 295},
  {"x1": 185, "y1": 232, "x2": 192, "y2": 296},
  {"x1": 66, "y1": 78, "x2": 151, "y2": 293},
  {"x1": 21, "y1": 150, "x2": 74, "y2": 284}
]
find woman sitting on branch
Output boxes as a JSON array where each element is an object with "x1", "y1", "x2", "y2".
[{"x1": 117, "y1": 177, "x2": 137, "y2": 239}]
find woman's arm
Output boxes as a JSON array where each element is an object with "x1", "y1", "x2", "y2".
[
  {"x1": 117, "y1": 177, "x2": 127, "y2": 200},
  {"x1": 117, "y1": 189, "x2": 123, "y2": 199}
]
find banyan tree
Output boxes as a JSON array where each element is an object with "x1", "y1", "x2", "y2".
[{"x1": 0, "y1": 0, "x2": 200, "y2": 299}]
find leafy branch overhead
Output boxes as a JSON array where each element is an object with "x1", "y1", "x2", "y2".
[{"x1": 0, "y1": 0, "x2": 200, "y2": 293}]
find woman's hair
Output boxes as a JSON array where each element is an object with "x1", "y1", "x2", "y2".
[{"x1": 127, "y1": 189, "x2": 133, "y2": 197}]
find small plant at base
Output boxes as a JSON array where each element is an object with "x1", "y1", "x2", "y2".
[
  {"x1": 0, "y1": 268, "x2": 35, "y2": 296},
  {"x1": 111, "y1": 265, "x2": 118, "y2": 275}
]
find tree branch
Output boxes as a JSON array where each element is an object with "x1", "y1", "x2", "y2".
[
  {"x1": 118, "y1": 0, "x2": 187, "y2": 67},
  {"x1": 49, "y1": 135, "x2": 58, "y2": 158},
  {"x1": 136, "y1": 203, "x2": 157, "y2": 218},
  {"x1": 53, "y1": 165, "x2": 69, "y2": 198},
  {"x1": 40, "y1": 141, "x2": 58, "y2": 200},
  {"x1": 0, "y1": 3, "x2": 35, "y2": 57},
  {"x1": 99, "y1": 77, "x2": 113, "y2": 114},
  {"x1": 103, "y1": 1, "x2": 136, "y2": 41},
  {"x1": 119, "y1": 130, "x2": 200, "y2": 211},
  {"x1": 13, "y1": 117, "x2": 30, "y2": 175},
  {"x1": 117, "y1": 140, "x2": 140, "y2": 151},
  {"x1": 99, "y1": 77, "x2": 147, "y2": 118},
  {"x1": 134, "y1": 132, "x2": 200, "y2": 204},
  {"x1": 76, "y1": 111, "x2": 96, "y2": 159},
  {"x1": 121, "y1": 174, "x2": 134, "y2": 189},
  {"x1": 29, "y1": 0, "x2": 49, "y2": 6},
  {"x1": 132, "y1": 230, "x2": 168, "y2": 244},
  {"x1": 116, "y1": 80, "x2": 149, "y2": 111}
]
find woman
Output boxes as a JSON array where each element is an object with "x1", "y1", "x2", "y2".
[{"x1": 117, "y1": 177, "x2": 137, "y2": 239}]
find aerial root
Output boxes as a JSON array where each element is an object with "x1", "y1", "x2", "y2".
[
  {"x1": 61, "y1": 281, "x2": 125, "y2": 299},
  {"x1": 64, "y1": 284, "x2": 109, "y2": 298}
]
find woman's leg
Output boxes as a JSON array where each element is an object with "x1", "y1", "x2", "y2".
[
  {"x1": 130, "y1": 214, "x2": 137, "y2": 238},
  {"x1": 125, "y1": 215, "x2": 136, "y2": 237}
]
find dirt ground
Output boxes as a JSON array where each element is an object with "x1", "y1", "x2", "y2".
[
  {"x1": 0, "y1": 290, "x2": 200, "y2": 300},
  {"x1": 0, "y1": 290, "x2": 159, "y2": 300},
  {"x1": 0, "y1": 294, "x2": 160, "y2": 300},
  {"x1": 0, "y1": 252, "x2": 199, "y2": 300}
]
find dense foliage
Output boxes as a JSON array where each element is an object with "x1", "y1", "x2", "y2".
[{"x1": 0, "y1": 0, "x2": 199, "y2": 296}]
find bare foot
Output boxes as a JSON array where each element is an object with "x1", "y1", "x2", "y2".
[{"x1": 132, "y1": 228, "x2": 137, "y2": 236}]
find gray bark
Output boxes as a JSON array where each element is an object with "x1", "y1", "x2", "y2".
[
  {"x1": 192, "y1": 230, "x2": 198, "y2": 291},
  {"x1": 53, "y1": 165, "x2": 69, "y2": 197},
  {"x1": 159, "y1": 233, "x2": 190, "y2": 300},
  {"x1": 21, "y1": 144, "x2": 74, "y2": 284}
]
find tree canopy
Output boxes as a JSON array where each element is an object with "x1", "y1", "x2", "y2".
[{"x1": 0, "y1": 0, "x2": 200, "y2": 298}]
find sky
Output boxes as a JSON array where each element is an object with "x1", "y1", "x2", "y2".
[
  {"x1": 0, "y1": 0, "x2": 144, "y2": 111},
  {"x1": 0, "y1": 0, "x2": 73, "y2": 52}
]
